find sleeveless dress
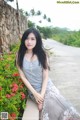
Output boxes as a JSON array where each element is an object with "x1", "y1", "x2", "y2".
[{"x1": 22, "y1": 56, "x2": 80, "y2": 120}]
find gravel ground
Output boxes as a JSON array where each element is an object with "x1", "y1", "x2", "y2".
[{"x1": 43, "y1": 39, "x2": 80, "y2": 113}]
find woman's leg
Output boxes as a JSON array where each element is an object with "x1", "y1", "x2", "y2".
[{"x1": 37, "y1": 103, "x2": 43, "y2": 112}]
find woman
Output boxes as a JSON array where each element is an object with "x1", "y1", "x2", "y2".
[{"x1": 16, "y1": 27, "x2": 80, "y2": 120}]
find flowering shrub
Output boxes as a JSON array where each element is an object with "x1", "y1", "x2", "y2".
[{"x1": 0, "y1": 44, "x2": 28, "y2": 119}]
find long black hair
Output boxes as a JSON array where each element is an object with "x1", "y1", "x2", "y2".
[{"x1": 17, "y1": 27, "x2": 49, "y2": 70}]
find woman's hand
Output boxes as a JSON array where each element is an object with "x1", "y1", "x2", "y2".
[
  {"x1": 34, "y1": 92, "x2": 44, "y2": 111},
  {"x1": 33, "y1": 92, "x2": 44, "y2": 104},
  {"x1": 41, "y1": 93, "x2": 45, "y2": 98}
]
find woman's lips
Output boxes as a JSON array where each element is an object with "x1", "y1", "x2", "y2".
[{"x1": 27, "y1": 45, "x2": 32, "y2": 46}]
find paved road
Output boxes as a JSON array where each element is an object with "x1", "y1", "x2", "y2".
[{"x1": 43, "y1": 39, "x2": 80, "y2": 113}]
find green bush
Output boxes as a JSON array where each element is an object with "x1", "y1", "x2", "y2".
[{"x1": 0, "y1": 43, "x2": 28, "y2": 119}]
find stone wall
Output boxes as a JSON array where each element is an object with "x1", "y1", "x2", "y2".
[{"x1": 0, "y1": 0, "x2": 28, "y2": 53}]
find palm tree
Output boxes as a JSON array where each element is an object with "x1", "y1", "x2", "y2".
[
  {"x1": 25, "y1": 11, "x2": 30, "y2": 16},
  {"x1": 5, "y1": 0, "x2": 14, "y2": 1},
  {"x1": 39, "y1": 20, "x2": 42, "y2": 23},
  {"x1": 43, "y1": 14, "x2": 47, "y2": 19},
  {"x1": 16, "y1": 0, "x2": 20, "y2": 37},
  {"x1": 47, "y1": 18, "x2": 51, "y2": 22},
  {"x1": 36, "y1": 10, "x2": 41, "y2": 16},
  {"x1": 30, "y1": 9, "x2": 35, "y2": 16}
]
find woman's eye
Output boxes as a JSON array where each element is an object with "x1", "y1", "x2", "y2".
[
  {"x1": 32, "y1": 38, "x2": 35, "y2": 40},
  {"x1": 31, "y1": 37, "x2": 36, "y2": 40},
  {"x1": 26, "y1": 37, "x2": 36, "y2": 40}
]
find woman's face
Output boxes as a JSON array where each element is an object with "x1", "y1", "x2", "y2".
[{"x1": 25, "y1": 33, "x2": 37, "y2": 50}]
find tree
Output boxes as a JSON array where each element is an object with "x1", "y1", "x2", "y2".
[
  {"x1": 5, "y1": 0, "x2": 14, "y2": 1},
  {"x1": 30, "y1": 9, "x2": 35, "y2": 16},
  {"x1": 25, "y1": 10, "x2": 51, "y2": 26},
  {"x1": 43, "y1": 14, "x2": 47, "y2": 19},
  {"x1": 37, "y1": 26, "x2": 53, "y2": 39},
  {"x1": 36, "y1": 10, "x2": 41, "y2": 16},
  {"x1": 39, "y1": 20, "x2": 42, "y2": 23},
  {"x1": 25, "y1": 11, "x2": 30, "y2": 16},
  {"x1": 47, "y1": 18, "x2": 51, "y2": 22},
  {"x1": 28, "y1": 20, "x2": 35, "y2": 28},
  {"x1": 16, "y1": 0, "x2": 20, "y2": 37}
]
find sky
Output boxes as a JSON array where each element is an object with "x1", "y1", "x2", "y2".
[{"x1": 8, "y1": 0, "x2": 80, "y2": 31}]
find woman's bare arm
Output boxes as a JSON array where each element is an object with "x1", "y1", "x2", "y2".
[
  {"x1": 15, "y1": 53, "x2": 36, "y2": 95},
  {"x1": 16, "y1": 54, "x2": 43, "y2": 103},
  {"x1": 41, "y1": 56, "x2": 49, "y2": 97},
  {"x1": 17, "y1": 65, "x2": 37, "y2": 95}
]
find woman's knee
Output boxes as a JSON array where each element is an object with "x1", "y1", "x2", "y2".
[{"x1": 37, "y1": 103, "x2": 43, "y2": 112}]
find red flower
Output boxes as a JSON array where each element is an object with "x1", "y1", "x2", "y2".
[
  {"x1": 18, "y1": 108, "x2": 20, "y2": 110},
  {"x1": 10, "y1": 93, "x2": 15, "y2": 97},
  {"x1": 19, "y1": 85, "x2": 23, "y2": 89},
  {"x1": 6, "y1": 94, "x2": 11, "y2": 99},
  {"x1": 10, "y1": 83, "x2": 18, "y2": 88},
  {"x1": 12, "y1": 73, "x2": 19, "y2": 77},
  {"x1": 0, "y1": 86, "x2": 2, "y2": 91},
  {"x1": 12, "y1": 83, "x2": 18, "y2": 87},
  {"x1": 18, "y1": 78, "x2": 22, "y2": 82},
  {"x1": 11, "y1": 86, "x2": 18, "y2": 93},
  {"x1": 20, "y1": 92, "x2": 26, "y2": 100},
  {"x1": 10, "y1": 83, "x2": 18, "y2": 93},
  {"x1": 10, "y1": 113, "x2": 16, "y2": 119},
  {"x1": 22, "y1": 83, "x2": 25, "y2": 86}
]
